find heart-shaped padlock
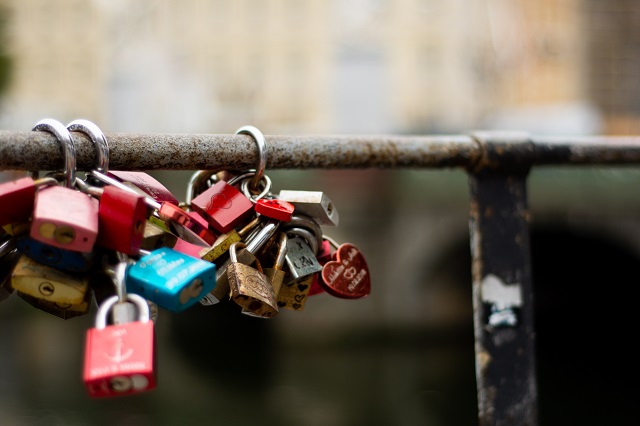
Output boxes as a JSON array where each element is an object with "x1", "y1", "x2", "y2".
[{"x1": 319, "y1": 243, "x2": 370, "y2": 299}]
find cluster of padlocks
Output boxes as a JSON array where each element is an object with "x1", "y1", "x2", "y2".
[{"x1": 0, "y1": 119, "x2": 370, "y2": 398}]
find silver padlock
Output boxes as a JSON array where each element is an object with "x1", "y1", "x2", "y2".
[
  {"x1": 278, "y1": 190, "x2": 339, "y2": 226},
  {"x1": 284, "y1": 235, "x2": 322, "y2": 285}
]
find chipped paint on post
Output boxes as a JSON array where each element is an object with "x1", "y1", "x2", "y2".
[{"x1": 481, "y1": 274, "x2": 522, "y2": 329}]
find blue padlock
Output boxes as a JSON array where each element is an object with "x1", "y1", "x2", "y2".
[
  {"x1": 126, "y1": 247, "x2": 216, "y2": 312},
  {"x1": 16, "y1": 235, "x2": 94, "y2": 273}
]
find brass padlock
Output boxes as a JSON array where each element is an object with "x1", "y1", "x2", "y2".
[
  {"x1": 11, "y1": 254, "x2": 90, "y2": 304},
  {"x1": 17, "y1": 288, "x2": 91, "y2": 319},
  {"x1": 227, "y1": 242, "x2": 278, "y2": 318}
]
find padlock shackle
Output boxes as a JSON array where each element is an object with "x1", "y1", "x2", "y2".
[
  {"x1": 67, "y1": 119, "x2": 110, "y2": 175},
  {"x1": 228, "y1": 241, "x2": 247, "y2": 264},
  {"x1": 32, "y1": 119, "x2": 76, "y2": 188},
  {"x1": 282, "y1": 214, "x2": 323, "y2": 253},
  {"x1": 235, "y1": 125, "x2": 267, "y2": 191},
  {"x1": 95, "y1": 294, "x2": 150, "y2": 329},
  {"x1": 284, "y1": 227, "x2": 319, "y2": 256}
]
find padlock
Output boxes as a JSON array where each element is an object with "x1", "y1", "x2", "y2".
[
  {"x1": 254, "y1": 198, "x2": 295, "y2": 222},
  {"x1": 141, "y1": 219, "x2": 178, "y2": 251},
  {"x1": 200, "y1": 217, "x2": 280, "y2": 305},
  {"x1": 30, "y1": 185, "x2": 100, "y2": 253},
  {"x1": 283, "y1": 235, "x2": 323, "y2": 285},
  {"x1": 277, "y1": 274, "x2": 313, "y2": 311},
  {"x1": 83, "y1": 293, "x2": 156, "y2": 398},
  {"x1": 280, "y1": 214, "x2": 324, "y2": 256},
  {"x1": 107, "y1": 170, "x2": 179, "y2": 205},
  {"x1": 190, "y1": 180, "x2": 254, "y2": 233},
  {"x1": 262, "y1": 231, "x2": 289, "y2": 297},
  {"x1": 126, "y1": 247, "x2": 216, "y2": 312},
  {"x1": 11, "y1": 254, "x2": 90, "y2": 304},
  {"x1": 16, "y1": 235, "x2": 94, "y2": 273},
  {"x1": 88, "y1": 170, "x2": 216, "y2": 247},
  {"x1": 75, "y1": 179, "x2": 149, "y2": 255},
  {"x1": 227, "y1": 242, "x2": 278, "y2": 318},
  {"x1": 277, "y1": 189, "x2": 339, "y2": 226},
  {"x1": 0, "y1": 233, "x2": 20, "y2": 302},
  {"x1": 17, "y1": 286, "x2": 91, "y2": 319},
  {"x1": 319, "y1": 239, "x2": 371, "y2": 299},
  {"x1": 0, "y1": 176, "x2": 58, "y2": 226}
]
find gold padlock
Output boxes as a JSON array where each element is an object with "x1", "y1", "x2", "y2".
[
  {"x1": 17, "y1": 288, "x2": 91, "y2": 319},
  {"x1": 11, "y1": 255, "x2": 90, "y2": 304},
  {"x1": 227, "y1": 242, "x2": 278, "y2": 318}
]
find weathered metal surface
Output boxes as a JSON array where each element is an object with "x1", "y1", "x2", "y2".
[
  {"x1": 469, "y1": 133, "x2": 538, "y2": 426},
  {"x1": 0, "y1": 130, "x2": 479, "y2": 171}
]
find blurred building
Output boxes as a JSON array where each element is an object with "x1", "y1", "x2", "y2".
[{"x1": 1, "y1": 0, "x2": 637, "y2": 135}]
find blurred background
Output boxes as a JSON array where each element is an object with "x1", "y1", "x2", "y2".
[{"x1": 0, "y1": 1, "x2": 639, "y2": 425}]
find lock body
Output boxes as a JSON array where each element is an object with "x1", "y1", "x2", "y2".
[
  {"x1": 83, "y1": 320, "x2": 156, "y2": 397},
  {"x1": 228, "y1": 261, "x2": 278, "y2": 318},
  {"x1": 278, "y1": 190, "x2": 339, "y2": 226},
  {"x1": 31, "y1": 186, "x2": 99, "y2": 252},
  {"x1": 126, "y1": 247, "x2": 216, "y2": 312},
  {"x1": 191, "y1": 180, "x2": 254, "y2": 233},
  {"x1": 0, "y1": 177, "x2": 37, "y2": 226},
  {"x1": 16, "y1": 235, "x2": 94, "y2": 273},
  {"x1": 18, "y1": 288, "x2": 91, "y2": 319},
  {"x1": 97, "y1": 186, "x2": 148, "y2": 255},
  {"x1": 11, "y1": 255, "x2": 89, "y2": 304}
]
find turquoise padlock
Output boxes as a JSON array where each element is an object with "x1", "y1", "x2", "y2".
[{"x1": 126, "y1": 247, "x2": 216, "y2": 312}]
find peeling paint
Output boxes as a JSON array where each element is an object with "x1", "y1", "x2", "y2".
[{"x1": 481, "y1": 274, "x2": 522, "y2": 307}]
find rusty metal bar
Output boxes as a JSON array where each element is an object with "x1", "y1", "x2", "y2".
[
  {"x1": 2, "y1": 130, "x2": 640, "y2": 172},
  {"x1": 0, "y1": 130, "x2": 479, "y2": 171},
  {"x1": 468, "y1": 133, "x2": 537, "y2": 426}
]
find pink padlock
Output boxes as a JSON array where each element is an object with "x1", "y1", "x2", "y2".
[
  {"x1": 30, "y1": 185, "x2": 99, "y2": 253},
  {"x1": 83, "y1": 293, "x2": 156, "y2": 398}
]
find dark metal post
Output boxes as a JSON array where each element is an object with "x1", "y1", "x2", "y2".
[{"x1": 467, "y1": 132, "x2": 538, "y2": 426}]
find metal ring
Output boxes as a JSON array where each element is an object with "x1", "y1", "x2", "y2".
[
  {"x1": 67, "y1": 119, "x2": 109, "y2": 174},
  {"x1": 240, "y1": 174, "x2": 272, "y2": 202},
  {"x1": 32, "y1": 118, "x2": 76, "y2": 188},
  {"x1": 235, "y1": 125, "x2": 267, "y2": 191}
]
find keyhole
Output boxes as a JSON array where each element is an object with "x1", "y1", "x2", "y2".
[
  {"x1": 327, "y1": 202, "x2": 333, "y2": 215},
  {"x1": 110, "y1": 376, "x2": 132, "y2": 393},
  {"x1": 135, "y1": 220, "x2": 144, "y2": 234},
  {"x1": 39, "y1": 282, "x2": 55, "y2": 296},
  {"x1": 54, "y1": 226, "x2": 76, "y2": 244}
]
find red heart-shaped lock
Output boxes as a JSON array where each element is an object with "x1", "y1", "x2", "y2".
[
  {"x1": 319, "y1": 243, "x2": 370, "y2": 299},
  {"x1": 255, "y1": 198, "x2": 295, "y2": 222}
]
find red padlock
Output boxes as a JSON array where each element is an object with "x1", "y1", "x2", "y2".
[
  {"x1": 30, "y1": 185, "x2": 100, "y2": 253},
  {"x1": 76, "y1": 179, "x2": 149, "y2": 256},
  {"x1": 0, "y1": 176, "x2": 58, "y2": 226},
  {"x1": 97, "y1": 185, "x2": 148, "y2": 255},
  {"x1": 190, "y1": 180, "x2": 254, "y2": 233},
  {"x1": 255, "y1": 198, "x2": 295, "y2": 222},
  {"x1": 319, "y1": 240, "x2": 371, "y2": 299},
  {"x1": 83, "y1": 293, "x2": 156, "y2": 398}
]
